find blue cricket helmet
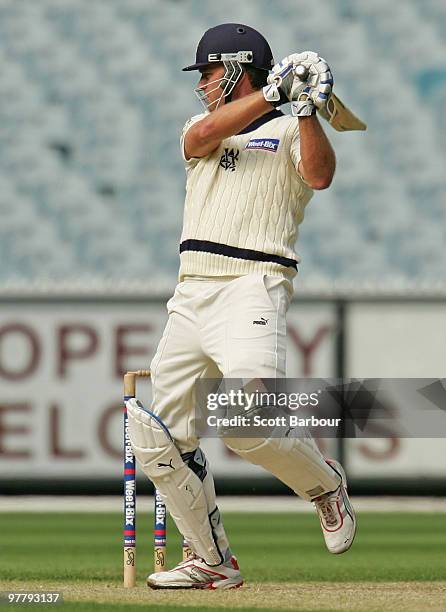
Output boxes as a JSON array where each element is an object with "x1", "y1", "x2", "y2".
[{"x1": 182, "y1": 23, "x2": 274, "y2": 72}]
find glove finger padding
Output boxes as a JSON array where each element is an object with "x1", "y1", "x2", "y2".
[
  {"x1": 265, "y1": 58, "x2": 306, "y2": 105},
  {"x1": 295, "y1": 54, "x2": 334, "y2": 109}
]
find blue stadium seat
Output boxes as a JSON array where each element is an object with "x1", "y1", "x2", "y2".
[{"x1": 0, "y1": 0, "x2": 445, "y2": 291}]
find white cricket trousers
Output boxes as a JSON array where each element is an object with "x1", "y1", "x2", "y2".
[{"x1": 150, "y1": 273, "x2": 291, "y2": 451}]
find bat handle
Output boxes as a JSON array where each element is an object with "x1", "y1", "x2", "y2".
[{"x1": 295, "y1": 64, "x2": 309, "y2": 81}]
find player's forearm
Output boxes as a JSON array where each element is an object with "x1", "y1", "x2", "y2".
[
  {"x1": 186, "y1": 92, "x2": 272, "y2": 157},
  {"x1": 200, "y1": 91, "x2": 272, "y2": 139},
  {"x1": 298, "y1": 115, "x2": 336, "y2": 190}
]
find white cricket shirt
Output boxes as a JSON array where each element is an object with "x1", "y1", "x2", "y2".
[{"x1": 178, "y1": 109, "x2": 313, "y2": 283}]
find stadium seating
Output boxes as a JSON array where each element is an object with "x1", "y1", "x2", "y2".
[{"x1": 1, "y1": 0, "x2": 445, "y2": 291}]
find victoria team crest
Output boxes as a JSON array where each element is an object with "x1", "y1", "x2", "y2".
[{"x1": 219, "y1": 148, "x2": 239, "y2": 172}]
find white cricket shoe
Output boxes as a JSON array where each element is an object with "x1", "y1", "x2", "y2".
[
  {"x1": 313, "y1": 459, "x2": 357, "y2": 554},
  {"x1": 147, "y1": 555, "x2": 243, "y2": 590}
]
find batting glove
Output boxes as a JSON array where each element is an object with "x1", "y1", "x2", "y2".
[
  {"x1": 291, "y1": 51, "x2": 334, "y2": 110},
  {"x1": 262, "y1": 55, "x2": 307, "y2": 107},
  {"x1": 263, "y1": 51, "x2": 333, "y2": 113},
  {"x1": 291, "y1": 89, "x2": 316, "y2": 117}
]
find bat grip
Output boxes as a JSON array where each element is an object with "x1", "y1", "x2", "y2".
[{"x1": 295, "y1": 64, "x2": 309, "y2": 81}]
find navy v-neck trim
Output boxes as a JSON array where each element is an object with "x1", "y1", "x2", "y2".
[{"x1": 237, "y1": 109, "x2": 285, "y2": 135}]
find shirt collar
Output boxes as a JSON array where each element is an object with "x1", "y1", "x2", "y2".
[{"x1": 238, "y1": 109, "x2": 284, "y2": 135}]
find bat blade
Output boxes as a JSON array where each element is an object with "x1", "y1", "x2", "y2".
[{"x1": 317, "y1": 92, "x2": 367, "y2": 132}]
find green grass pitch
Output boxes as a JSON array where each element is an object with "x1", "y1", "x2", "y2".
[{"x1": 1, "y1": 512, "x2": 446, "y2": 611}]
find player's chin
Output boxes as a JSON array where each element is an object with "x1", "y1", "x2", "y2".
[{"x1": 209, "y1": 101, "x2": 222, "y2": 112}]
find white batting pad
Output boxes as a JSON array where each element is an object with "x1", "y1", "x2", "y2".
[
  {"x1": 224, "y1": 434, "x2": 340, "y2": 501},
  {"x1": 126, "y1": 398, "x2": 223, "y2": 565}
]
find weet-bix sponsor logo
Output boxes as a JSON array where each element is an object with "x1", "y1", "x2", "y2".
[{"x1": 245, "y1": 138, "x2": 280, "y2": 152}]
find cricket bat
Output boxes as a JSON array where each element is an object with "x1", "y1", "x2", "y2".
[
  {"x1": 294, "y1": 64, "x2": 367, "y2": 132},
  {"x1": 317, "y1": 92, "x2": 367, "y2": 132}
]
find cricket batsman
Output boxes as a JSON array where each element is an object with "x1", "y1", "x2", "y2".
[{"x1": 127, "y1": 23, "x2": 356, "y2": 589}]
